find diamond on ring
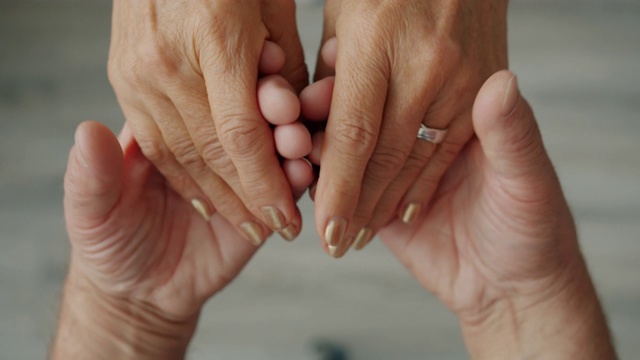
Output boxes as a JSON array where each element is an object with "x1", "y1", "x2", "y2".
[{"x1": 417, "y1": 124, "x2": 448, "y2": 144}]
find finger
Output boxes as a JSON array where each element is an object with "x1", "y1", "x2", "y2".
[
  {"x1": 274, "y1": 122, "x2": 312, "y2": 160},
  {"x1": 314, "y1": 9, "x2": 339, "y2": 81},
  {"x1": 261, "y1": 1, "x2": 309, "y2": 93},
  {"x1": 397, "y1": 112, "x2": 474, "y2": 223},
  {"x1": 314, "y1": 34, "x2": 390, "y2": 256},
  {"x1": 473, "y1": 70, "x2": 552, "y2": 186},
  {"x1": 147, "y1": 94, "x2": 271, "y2": 245},
  {"x1": 308, "y1": 131, "x2": 324, "y2": 165},
  {"x1": 122, "y1": 103, "x2": 213, "y2": 220},
  {"x1": 283, "y1": 158, "x2": 314, "y2": 199},
  {"x1": 259, "y1": 40, "x2": 286, "y2": 75},
  {"x1": 64, "y1": 121, "x2": 124, "y2": 226},
  {"x1": 345, "y1": 75, "x2": 434, "y2": 245},
  {"x1": 257, "y1": 74, "x2": 300, "y2": 125},
  {"x1": 351, "y1": 138, "x2": 437, "y2": 251},
  {"x1": 200, "y1": 42, "x2": 301, "y2": 238},
  {"x1": 300, "y1": 76, "x2": 335, "y2": 121}
]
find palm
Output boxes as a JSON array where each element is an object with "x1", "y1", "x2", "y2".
[
  {"x1": 65, "y1": 142, "x2": 258, "y2": 319},
  {"x1": 381, "y1": 135, "x2": 573, "y2": 315}
]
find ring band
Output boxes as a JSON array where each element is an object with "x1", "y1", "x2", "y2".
[{"x1": 417, "y1": 123, "x2": 448, "y2": 144}]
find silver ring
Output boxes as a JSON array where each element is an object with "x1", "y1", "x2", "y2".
[{"x1": 417, "y1": 123, "x2": 448, "y2": 144}]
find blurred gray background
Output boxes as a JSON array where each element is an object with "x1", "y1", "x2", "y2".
[{"x1": 1, "y1": 1, "x2": 639, "y2": 359}]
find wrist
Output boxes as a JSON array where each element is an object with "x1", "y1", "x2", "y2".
[
  {"x1": 459, "y1": 254, "x2": 616, "y2": 359},
  {"x1": 51, "y1": 267, "x2": 198, "y2": 360}
]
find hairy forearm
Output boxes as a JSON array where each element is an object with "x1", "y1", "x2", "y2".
[
  {"x1": 460, "y1": 257, "x2": 616, "y2": 360},
  {"x1": 51, "y1": 269, "x2": 197, "y2": 360}
]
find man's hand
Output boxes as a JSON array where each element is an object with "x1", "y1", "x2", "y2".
[
  {"x1": 51, "y1": 71, "x2": 314, "y2": 358},
  {"x1": 311, "y1": 0, "x2": 508, "y2": 254},
  {"x1": 380, "y1": 71, "x2": 616, "y2": 359},
  {"x1": 108, "y1": 0, "x2": 308, "y2": 242}
]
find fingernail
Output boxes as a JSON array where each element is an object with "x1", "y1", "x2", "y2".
[
  {"x1": 353, "y1": 227, "x2": 374, "y2": 251},
  {"x1": 309, "y1": 182, "x2": 317, "y2": 201},
  {"x1": 261, "y1": 206, "x2": 286, "y2": 231},
  {"x1": 402, "y1": 203, "x2": 422, "y2": 224},
  {"x1": 324, "y1": 216, "x2": 347, "y2": 246},
  {"x1": 240, "y1": 221, "x2": 264, "y2": 246},
  {"x1": 328, "y1": 244, "x2": 339, "y2": 257},
  {"x1": 331, "y1": 235, "x2": 353, "y2": 259},
  {"x1": 301, "y1": 157, "x2": 313, "y2": 170},
  {"x1": 279, "y1": 222, "x2": 299, "y2": 242},
  {"x1": 502, "y1": 74, "x2": 519, "y2": 118},
  {"x1": 191, "y1": 199, "x2": 211, "y2": 221}
]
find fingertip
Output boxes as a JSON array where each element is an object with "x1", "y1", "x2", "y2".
[
  {"x1": 472, "y1": 70, "x2": 518, "y2": 136},
  {"x1": 74, "y1": 120, "x2": 123, "y2": 175},
  {"x1": 274, "y1": 122, "x2": 312, "y2": 159},
  {"x1": 308, "y1": 131, "x2": 324, "y2": 165},
  {"x1": 259, "y1": 40, "x2": 286, "y2": 75},
  {"x1": 283, "y1": 158, "x2": 314, "y2": 196},
  {"x1": 300, "y1": 76, "x2": 334, "y2": 121},
  {"x1": 65, "y1": 120, "x2": 124, "y2": 220},
  {"x1": 321, "y1": 37, "x2": 338, "y2": 69},
  {"x1": 258, "y1": 75, "x2": 301, "y2": 125}
]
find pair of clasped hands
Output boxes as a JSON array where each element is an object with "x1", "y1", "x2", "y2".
[{"x1": 53, "y1": 1, "x2": 615, "y2": 359}]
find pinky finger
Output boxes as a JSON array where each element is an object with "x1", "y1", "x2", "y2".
[{"x1": 283, "y1": 158, "x2": 314, "y2": 200}]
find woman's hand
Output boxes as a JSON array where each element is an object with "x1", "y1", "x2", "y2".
[
  {"x1": 108, "y1": 0, "x2": 308, "y2": 241},
  {"x1": 310, "y1": 0, "x2": 509, "y2": 253}
]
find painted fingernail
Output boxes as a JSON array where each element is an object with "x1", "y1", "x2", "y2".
[
  {"x1": 261, "y1": 206, "x2": 286, "y2": 231},
  {"x1": 328, "y1": 244, "x2": 339, "y2": 257},
  {"x1": 402, "y1": 203, "x2": 422, "y2": 224},
  {"x1": 279, "y1": 222, "x2": 299, "y2": 242},
  {"x1": 331, "y1": 235, "x2": 354, "y2": 259},
  {"x1": 240, "y1": 221, "x2": 264, "y2": 246},
  {"x1": 353, "y1": 227, "x2": 374, "y2": 251},
  {"x1": 324, "y1": 216, "x2": 347, "y2": 246},
  {"x1": 191, "y1": 199, "x2": 211, "y2": 221}
]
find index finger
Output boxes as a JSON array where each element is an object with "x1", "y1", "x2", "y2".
[{"x1": 314, "y1": 36, "x2": 390, "y2": 253}]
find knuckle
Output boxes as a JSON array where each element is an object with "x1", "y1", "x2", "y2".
[
  {"x1": 136, "y1": 41, "x2": 179, "y2": 80},
  {"x1": 217, "y1": 117, "x2": 267, "y2": 157},
  {"x1": 169, "y1": 138, "x2": 205, "y2": 171},
  {"x1": 200, "y1": 139, "x2": 236, "y2": 176},
  {"x1": 167, "y1": 171, "x2": 194, "y2": 193},
  {"x1": 332, "y1": 120, "x2": 378, "y2": 158},
  {"x1": 137, "y1": 137, "x2": 170, "y2": 165},
  {"x1": 404, "y1": 149, "x2": 431, "y2": 173},
  {"x1": 365, "y1": 144, "x2": 408, "y2": 185}
]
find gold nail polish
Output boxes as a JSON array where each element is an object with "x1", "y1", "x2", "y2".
[
  {"x1": 279, "y1": 223, "x2": 299, "y2": 242},
  {"x1": 191, "y1": 199, "x2": 210, "y2": 221},
  {"x1": 240, "y1": 221, "x2": 264, "y2": 246},
  {"x1": 353, "y1": 228, "x2": 374, "y2": 251},
  {"x1": 402, "y1": 203, "x2": 422, "y2": 224},
  {"x1": 261, "y1": 206, "x2": 286, "y2": 231},
  {"x1": 328, "y1": 245, "x2": 339, "y2": 257},
  {"x1": 324, "y1": 217, "x2": 347, "y2": 246},
  {"x1": 332, "y1": 236, "x2": 354, "y2": 258}
]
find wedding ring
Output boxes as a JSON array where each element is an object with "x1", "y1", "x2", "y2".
[{"x1": 417, "y1": 123, "x2": 448, "y2": 144}]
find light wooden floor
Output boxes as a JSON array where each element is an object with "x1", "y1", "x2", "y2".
[{"x1": 1, "y1": 2, "x2": 639, "y2": 359}]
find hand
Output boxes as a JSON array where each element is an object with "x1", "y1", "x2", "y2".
[
  {"x1": 108, "y1": 0, "x2": 308, "y2": 242},
  {"x1": 52, "y1": 76, "x2": 313, "y2": 359},
  {"x1": 379, "y1": 71, "x2": 615, "y2": 358},
  {"x1": 309, "y1": 0, "x2": 509, "y2": 254}
]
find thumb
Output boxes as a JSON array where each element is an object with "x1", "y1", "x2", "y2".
[
  {"x1": 473, "y1": 70, "x2": 552, "y2": 182},
  {"x1": 64, "y1": 121, "x2": 124, "y2": 226}
]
